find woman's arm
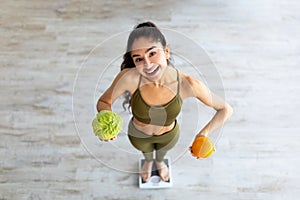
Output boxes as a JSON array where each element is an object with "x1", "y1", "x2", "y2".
[
  {"x1": 182, "y1": 74, "x2": 233, "y2": 137},
  {"x1": 96, "y1": 69, "x2": 135, "y2": 112}
]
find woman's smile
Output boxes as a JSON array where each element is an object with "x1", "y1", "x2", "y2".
[{"x1": 144, "y1": 65, "x2": 160, "y2": 76}]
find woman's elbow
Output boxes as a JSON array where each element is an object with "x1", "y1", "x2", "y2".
[{"x1": 225, "y1": 103, "x2": 233, "y2": 119}]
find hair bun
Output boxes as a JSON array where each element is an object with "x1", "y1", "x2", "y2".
[{"x1": 135, "y1": 21, "x2": 157, "y2": 29}]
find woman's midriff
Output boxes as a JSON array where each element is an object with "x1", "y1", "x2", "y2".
[{"x1": 132, "y1": 118, "x2": 175, "y2": 136}]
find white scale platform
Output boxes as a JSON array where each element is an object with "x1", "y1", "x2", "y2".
[{"x1": 139, "y1": 158, "x2": 172, "y2": 189}]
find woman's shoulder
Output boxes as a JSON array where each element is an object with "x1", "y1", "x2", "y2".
[
  {"x1": 118, "y1": 68, "x2": 140, "y2": 81},
  {"x1": 178, "y1": 70, "x2": 200, "y2": 86},
  {"x1": 178, "y1": 70, "x2": 204, "y2": 98},
  {"x1": 113, "y1": 68, "x2": 140, "y2": 92}
]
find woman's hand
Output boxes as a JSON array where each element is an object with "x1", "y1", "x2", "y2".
[{"x1": 98, "y1": 136, "x2": 117, "y2": 142}]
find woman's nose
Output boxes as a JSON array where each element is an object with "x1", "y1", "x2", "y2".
[{"x1": 143, "y1": 56, "x2": 151, "y2": 67}]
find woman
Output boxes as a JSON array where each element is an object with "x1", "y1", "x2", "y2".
[{"x1": 96, "y1": 22, "x2": 233, "y2": 182}]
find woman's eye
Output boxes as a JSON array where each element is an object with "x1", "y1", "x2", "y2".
[
  {"x1": 149, "y1": 52, "x2": 156, "y2": 57},
  {"x1": 135, "y1": 58, "x2": 142, "y2": 62}
]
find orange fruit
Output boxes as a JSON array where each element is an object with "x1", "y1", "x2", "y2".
[{"x1": 190, "y1": 136, "x2": 215, "y2": 159}]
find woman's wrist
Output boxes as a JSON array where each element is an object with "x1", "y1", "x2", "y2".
[{"x1": 196, "y1": 132, "x2": 208, "y2": 138}]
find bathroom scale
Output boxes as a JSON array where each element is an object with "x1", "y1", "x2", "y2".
[{"x1": 139, "y1": 158, "x2": 172, "y2": 189}]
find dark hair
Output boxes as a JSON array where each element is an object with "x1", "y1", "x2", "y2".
[
  {"x1": 121, "y1": 21, "x2": 167, "y2": 71},
  {"x1": 121, "y1": 22, "x2": 170, "y2": 111}
]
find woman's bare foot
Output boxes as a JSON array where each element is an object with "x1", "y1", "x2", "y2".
[
  {"x1": 141, "y1": 160, "x2": 153, "y2": 182},
  {"x1": 155, "y1": 160, "x2": 169, "y2": 182}
]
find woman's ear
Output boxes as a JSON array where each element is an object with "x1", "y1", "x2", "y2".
[{"x1": 165, "y1": 45, "x2": 170, "y2": 59}]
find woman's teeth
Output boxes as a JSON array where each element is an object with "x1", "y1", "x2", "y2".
[{"x1": 146, "y1": 67, "x2": 158, "y2": 75}]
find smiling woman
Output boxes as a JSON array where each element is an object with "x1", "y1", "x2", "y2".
[{"x1": 95, "y1": 21, "x2": 233, "y2": 183}]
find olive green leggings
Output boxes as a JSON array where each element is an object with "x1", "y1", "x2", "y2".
[{"x1": 128, "y1": 119, "x2": 180, "y2": 162}]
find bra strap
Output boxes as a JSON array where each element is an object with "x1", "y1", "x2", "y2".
[
  {"x1": 137, "y1": 75, "x2": 142, "y2": 89},
  {"x1": 176, "y1": 69, "x2": 180, "y2": 94}
]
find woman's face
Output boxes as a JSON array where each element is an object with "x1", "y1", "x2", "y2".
[{"x1": 130, "y1": 37, "x2": 170, "y2": 82}]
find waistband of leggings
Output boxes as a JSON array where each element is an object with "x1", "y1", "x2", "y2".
[{"x1": 128, "y1": 118, "x2": 178, "y2": 138}]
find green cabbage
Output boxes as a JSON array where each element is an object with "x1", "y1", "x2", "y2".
[{"x1": 92, "y1": 110, "x2": 123, "y2": 140}]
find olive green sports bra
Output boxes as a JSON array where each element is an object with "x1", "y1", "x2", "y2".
[{"x1": 130, "y1": 69, "x2": 182, "y2": 126}]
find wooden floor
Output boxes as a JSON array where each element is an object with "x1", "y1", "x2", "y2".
[{"x1": 1, "y1": 0, "x2": 300, "y2": 199}]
